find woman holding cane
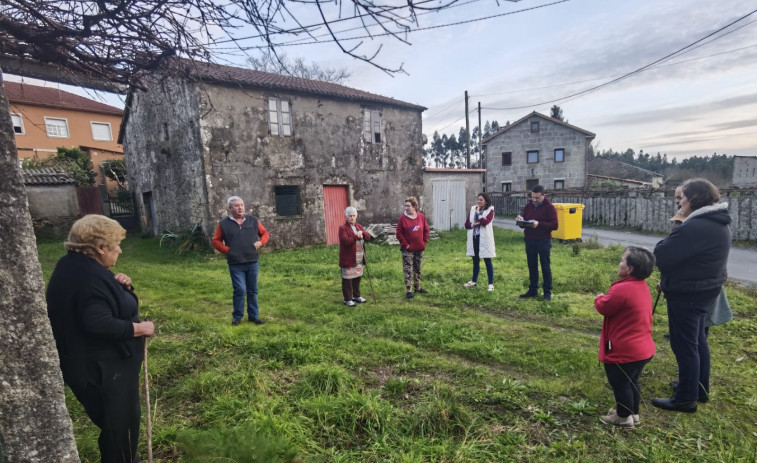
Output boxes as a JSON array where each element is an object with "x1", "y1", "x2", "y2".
[
  {"x1": 47, "y1": 215, "x2": 154, "y2": 463},
  {"x1": 338, "y1": 207, "x2": 371, "y2": 306}
]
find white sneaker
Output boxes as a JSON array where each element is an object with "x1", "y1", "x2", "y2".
[
  {"x1": 599, "y1": 409, "x2": 635, "y2": 429},
  {"x1": 610, "y1": 408, "x2": 640, "y2": 426},
  {"x1": 463, "y1": 281, "x2": 477, "y2": 288},
  {"x1": 344, "y1": 300, "x2": 356, "y2": 307},
  {"x1": 488, "y1": 284, "x2": 494, "y2": 292},
  {"x1": 353, "y1": 297, "x2": 367, "y2": 303}
]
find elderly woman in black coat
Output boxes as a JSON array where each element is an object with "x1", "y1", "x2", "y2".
[
  {"x1": 652, "y1": 179, "x2": 730, "y2": 413},
  {"x1": 47, "y1": 215, "x2": 154, "y2": 462}
]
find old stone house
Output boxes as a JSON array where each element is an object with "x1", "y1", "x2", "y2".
[
  {"x1": 588, "y1": 157, "x2": 664, "y2": 188},
  {"x1": 482, "y1": 111, "x2": 595, "y2": 193},
  {"x1": 122, "y1": 61, "x2": 426, "y2": 247}
]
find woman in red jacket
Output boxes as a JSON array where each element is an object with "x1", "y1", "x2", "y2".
[
  {"x1": 595, "y1": 246, "x2": 656, "y2": 429},
  {"x1": 338, "y1": 207, "x2": 370, "y2": 306},
  {"x1": 395, "y1": 196, "x2": 429, "y2": 298}
]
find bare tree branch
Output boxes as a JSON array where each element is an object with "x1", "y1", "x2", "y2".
[{"x1": 0, "y1": 0, "x2": 472, "y2": 86}]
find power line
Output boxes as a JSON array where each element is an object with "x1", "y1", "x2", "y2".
[
  {"x1": 219, "y1": 0, "x2": 571, "y2": 51},
  {"x1": 472, "y1": 41, "x2": 757, "y2": 100},
  {"x1": 481, "y1": 8, "x2": 757, "y2": 111}
]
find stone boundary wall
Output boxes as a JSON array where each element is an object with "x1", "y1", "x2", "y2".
[{"x1": 491, "y1": 189, "x2": 757, "y2": 241}]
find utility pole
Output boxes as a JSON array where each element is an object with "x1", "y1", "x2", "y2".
[
  {"x1": 479, "y1": 101, "x2": 485, "y2": 191},
  {"x1": 465, "y1": 91, "x2": 470, "y2": 168}
]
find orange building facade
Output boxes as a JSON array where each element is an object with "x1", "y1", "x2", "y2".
[{"x1": 5, "y1": 81, "x2": 125, "y2": 192}]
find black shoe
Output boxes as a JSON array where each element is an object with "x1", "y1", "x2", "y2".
[
  {"x1": 406, "y1": 292, "x2": 414, "y2": 299},
  {"x1": 543, "y1": 292, "x2": 552, "y2": 301},
  {"x1": 519, "y1": 292, "x2": 537, "y2": 298},
  {"x1": 249, "y1": 317, "x2": 265, "y2": 325},
  {"x1": 231, "y1": 318, "x2": 241, "y2": 326},
  {"x1": 415, "y1": 288, "x2": 428, "y2": 294},
  {"x1": 652, "y1": 397, "x2": 697, "y2": 413},
  {"x1": 663, "y1": 333, "x2": 671, "y2": 339}
]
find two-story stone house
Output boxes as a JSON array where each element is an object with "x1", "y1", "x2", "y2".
[
  {"x1": 482, "y1": 111, "x2": 595, "y2": 192},
  {"x1": 121, "y1": 61, "x2": 426, "y2": 247}
]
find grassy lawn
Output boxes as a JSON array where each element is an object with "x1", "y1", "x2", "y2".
[{"x1": 37, "y1": 229, "x2": 757, "y2": 462}]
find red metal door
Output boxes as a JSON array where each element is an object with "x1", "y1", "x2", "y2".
[{"x1": 323, "y1": 185, "x2": 348, "y2": 245}]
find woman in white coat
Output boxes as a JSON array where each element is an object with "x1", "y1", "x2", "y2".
[{"x1": 464, "y1": 193, "x2": 496, "y2": 291}]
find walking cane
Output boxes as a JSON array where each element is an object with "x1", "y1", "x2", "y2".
[
  {"x1": 143, "y1": 338, "x2": 154, "y2": 463},
  {"x1": 652, "y1": 288, "x2": 662, "y2": 315},
  {"x1": 362, "y1": 238, "x2": 377, "y2": 303}
]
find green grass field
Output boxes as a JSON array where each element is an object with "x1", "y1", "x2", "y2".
[{"x1": 36, "y1": 228, "x2": 757, "y2": 462}]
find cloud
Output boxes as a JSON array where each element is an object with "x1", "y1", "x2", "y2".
[
  {"x1": 707, "y1": 118, "x2": 757, "y2": 131},
  {"x1": 593, "y1": 93, "x2": 757, "y2": 127}
]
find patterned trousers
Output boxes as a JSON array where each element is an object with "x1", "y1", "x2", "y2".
[{"x1": 402, "y1": 249, "x2": 424, "y2": 291}]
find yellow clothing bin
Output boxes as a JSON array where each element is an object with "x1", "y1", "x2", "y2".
[{"x1": 553, "y1": 203, "x2": 585, "y2": 240}]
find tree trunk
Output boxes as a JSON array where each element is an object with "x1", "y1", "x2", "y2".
[{"x1": 0, "y1": 70, "x2": 80, "y2": 461}]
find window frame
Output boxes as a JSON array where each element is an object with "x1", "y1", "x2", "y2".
[
  {"x1": 554, "y1": 148, "x2": 565, "y2": 163},
  {"x1": 554, "y1": 179, "x2": 565, "y2": 190},
  {"x1": 268, "y1": 97, "x2": 292, "y2": 137},
  {"x1": 530, "y1": 120, "x2": 540, "y2": 133},
  {"x1": 527, "y1": 150, "x2": 539, "y2": 164},
  {"x1": 10, "y1": 113, "x2": 24, "y2": 135},
  {"x1": 501, "y1": 152, "x2": 512, "y2": 166},
  {"x1": 90, "y1": 121, "x2": 113, "y2": 141},
  {"x1": 526, "y1": 179, "x2": 539, "y2": 191},
  {"x1": 501, "y1": 182, "x2": 512, "y2": 193},
  {"x1": 44, "y1": 117, "x2": 70, "y2": 138},
  {"x1": 274, "y1": 185, "x2": 301, "y2": 217},
  {"x1": 363, "y1": 108, "x2": 382, "y2": 144}
]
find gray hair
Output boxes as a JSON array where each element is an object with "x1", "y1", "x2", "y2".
[
  {"x1": 227, "y1": 196, "x2": 243, "y2": 207},
  {"x1": 625, "y1": 246, "x2": 655, "y2": 280},
  {"x1": 344, "y1": 206, "x2": 357, "y2": 217}
]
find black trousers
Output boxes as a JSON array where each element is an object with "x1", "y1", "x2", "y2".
[
  {"x1": 604, "y1": 356, "x2": 652, "y2": 417},
  {"x1": 69, "y1": 355, "x2": 143, "y2": 463},
  {"x1": 342, "y1": 277, "x2": 362, "y2": 301}
]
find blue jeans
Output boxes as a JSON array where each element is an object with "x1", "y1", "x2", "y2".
[
  {"x1": 472, "y1": 235, "x2": 494, "y2": 285},
  {"x1": 525, "y1": 238, "x2": 552, "y2": 293},
  {"x1": 667, "y1": 297, "x2": 713, "y2": 402},
  {"x1": 229, "y1": 261, "x2": 259, "y2": 320}
]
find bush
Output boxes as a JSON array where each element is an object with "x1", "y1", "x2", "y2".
[{"x1": 22, "y1": 146, "x2": 96, "y2": 186}]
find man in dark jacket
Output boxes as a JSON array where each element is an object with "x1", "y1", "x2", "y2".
[
  {"x1": 212, "y1": 196, "x2": 270, "y2": 325},
  {"x1": 516, "y1": 185, "x2": 559, "y2": 301}
]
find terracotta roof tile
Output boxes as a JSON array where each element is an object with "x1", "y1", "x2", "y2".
[
  {"x1": 21, "y1": 167, "x2": 75, "y2": 185},
  {"x1": 181, "y1": 60, "x2": 426, "y2": 111},
  {"x1": 4, "y1": 82, "x2": 123, "y2": 116}
]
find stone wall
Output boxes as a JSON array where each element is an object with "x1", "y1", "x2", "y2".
[
  {"x1": 485, "y1": 116, "x2": 592, "y2": 192},
  {"x1": 492, "y1": 191, "x2": 757, "y2": 241},
  {"x1": 25, "y1": 184, "x2": 79, "y2": 237},
  {"x1": 124, "y1": 78, "x2": 425, "y2": 248},
  {"x1": 123, "y1": 77, "x2": 209, "y2": 236}
]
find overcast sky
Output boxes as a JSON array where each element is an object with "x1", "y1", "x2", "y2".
[{"x1": 7, "y1": 0, "x2": 757, "y2": 159}]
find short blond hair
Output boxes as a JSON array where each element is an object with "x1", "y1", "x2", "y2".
[
  {"x1": 404, "y1": 196, "x2": 418, "y2": 210},
  {"x1": 65, "y1": 215, "x2": 126, "y2": 257}
]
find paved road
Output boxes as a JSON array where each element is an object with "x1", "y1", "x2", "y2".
[{"x1": 493, "y1": 218, "x2": 757, "y2": 287}]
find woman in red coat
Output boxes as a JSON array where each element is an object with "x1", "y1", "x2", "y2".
[
  {"x1": 338, "y1": 206, "x2": 370, "y2": 306},
  {"x1": 395, "y1": 196, "x2": 429, "y2": 299},
  {"x1": 595, "y1": 246, "x2": 656, "y2": 429}
]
